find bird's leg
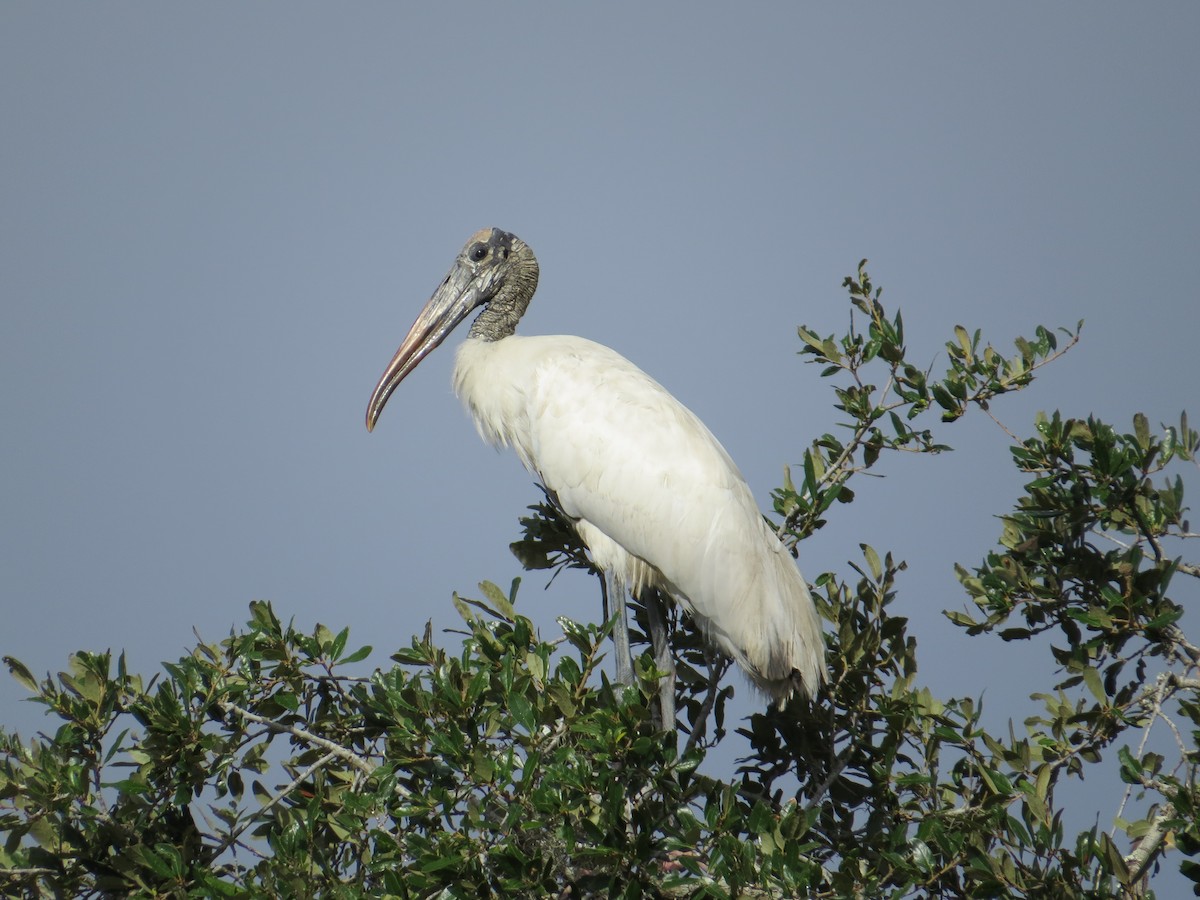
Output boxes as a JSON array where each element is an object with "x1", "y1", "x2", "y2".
[
  {"x1": 645, "y1": 588, "x2": 676, "y2": 729},
  {"x1": 603, "y1": 568, "x2": 634, "y2": 687}
]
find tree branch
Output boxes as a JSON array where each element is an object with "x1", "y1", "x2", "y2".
[
  {"x1": 219, "y1": 701, "x2": 374, "y2": 777},
  {"x1": 1124, "y1": 806, "x2": 1176, "y2": 890},
  {"x1": 210, "y1": 750, "x2": 339, "y2": 859},
  {"x1": 1176, "y1": 561, "x2": 1200, "y2": 579}
]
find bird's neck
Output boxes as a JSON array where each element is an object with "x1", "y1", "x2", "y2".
[
  {"x1": 467, "y1": 303, "x2": 520, "y2": 342},
  {"x1": 467, "y1": 252, "x2": 539, "y2": 342}
]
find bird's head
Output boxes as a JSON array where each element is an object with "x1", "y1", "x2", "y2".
[{"x1": 366, "y1": 227, "x2": 539, "y2": 431}]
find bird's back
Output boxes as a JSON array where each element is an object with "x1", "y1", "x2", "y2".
[{"x1": 454, "y1": 334, "x2": 825, "y2": 701}]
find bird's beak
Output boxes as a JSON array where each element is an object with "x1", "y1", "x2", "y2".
[{"x1": 366, "y1": 261, "x2": 486, "y2": 431}]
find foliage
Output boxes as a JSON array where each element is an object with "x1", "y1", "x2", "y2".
[{"x1": 2, "y1": 264, "x2": 1197, "y2": 897}]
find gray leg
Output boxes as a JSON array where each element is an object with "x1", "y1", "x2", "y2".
[
  {"x1": 603, "y1": 568, "x2": 634, "y2": 686},
  {"x1": 645, "y1": 588, "x2": 676, "y2": 728}
]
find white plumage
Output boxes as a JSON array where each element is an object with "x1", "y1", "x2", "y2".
[
  {"x1": 453, "y1": 335, "x2": 824, "y2": 700},
  {"x1": 368, "y1": 228, "x2": 825, "y2": 711}
]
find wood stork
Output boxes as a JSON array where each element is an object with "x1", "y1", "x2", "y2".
[{"x1": 366, "y1": 228, "x2": 825, "y2": 723}]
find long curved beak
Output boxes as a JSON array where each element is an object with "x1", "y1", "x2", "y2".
[{"x1": 366, "y1": 261, "x2": 484, "y2": 431}]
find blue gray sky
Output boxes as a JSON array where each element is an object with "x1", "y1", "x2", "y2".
[{"x1": 3, "y1": 1, "x2": 1197, "y2": 859}]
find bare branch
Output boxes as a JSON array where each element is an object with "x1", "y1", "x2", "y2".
[
  {"x1": 1124, "y1": 806, "x2": 1177, "y2": 890},
  {"x1": 1176, "y1": 561, "x2": 1200, "y2": 579},
  {"x1": 981, "y1": 403, "x2": 1021, "y2": 442},
  {"x1": 219, "y1": 701, "x2": 375, "y2": 777}
]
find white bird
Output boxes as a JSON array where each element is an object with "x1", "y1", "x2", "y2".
[{"x1": 367, "y1": 228, "x2": 825, "y2": 721}]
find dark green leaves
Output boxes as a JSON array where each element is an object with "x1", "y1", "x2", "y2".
[
  {"x1": 3, "y1": 262, "x2": 1195, "y2": 897},
  {"x1": 946, "y1": 408, "x2": 1199, "y2": 893},
  {"x1": 777, "y1": 261, "x2": 1061, "y2": 546}
]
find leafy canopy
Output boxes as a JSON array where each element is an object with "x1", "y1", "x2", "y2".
[{"x1": 3, "y1": 264, "x2": 1197, "y2": 897}]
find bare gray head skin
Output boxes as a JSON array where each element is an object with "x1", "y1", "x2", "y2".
[{"x1": 365, "y1": 228, "x2": 540, "y2": 431}]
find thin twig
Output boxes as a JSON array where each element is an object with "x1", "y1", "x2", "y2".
[
  {"x1": 801, "y1": 744, "x2": 850, "y2": 814},
  {"x1": 683, "y1": 649, "x2": 729, "y2": 758},
  {"x1": 778, "y1": 413, "x2": 875, "y2": 542},
  {"x1": 803, "y1": 705, "x2": 856, "y2": 814},
  {"x1": 209, "y1": 750, "x2": 339, "y2": 860},
  {"x1": 1114, "y1": 675, "x2": 1171, "y2": 835},
  {"x1": 981, "y1": 404, "x2": 1020, "y2": 442}
]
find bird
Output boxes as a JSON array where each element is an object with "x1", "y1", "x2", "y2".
[{"x1": 366, "y1": 228, "x2": 825, "y2": 723}]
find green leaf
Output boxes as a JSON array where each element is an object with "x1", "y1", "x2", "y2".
[
  {"x1": 477, "y1": 581, "x2": 517, "y2": 620},
  {"x1": 978, "y1": 766, "x2": 1013, "y2": 796},
  {"x1": 314, "y1": 622, "x2": 334, "y2": 651},
  {"x1": 508, "y1": 693, "x2": 535, "y2": 732},
  {"x1": 1133, "y1": 412, "x2": 1150, "y2": 449},
  {"x1": 252, "y1": 780, "x2": 272, "y2": 805},
  {"x1": 861, "y1": 544, "x2": 882, "y2": 581},
  {"x1": 1117, "y1": 746, "x2": 1142, "y2": 785},
  {"x1": 944, "y1": 610, "x2": 979, "y2": 629},
  {"x1": 526, "y1": 650, "x2": 546, "y2": 686},
  {"x1": 931, "y1": 383, "x2": 958, "y2": 413},
  {"x1": 131, "y1": 844, "x2": 175, "y2": 879},
  {"x1": 1081, "y1": 666, "x2": 1107, "y2": 703},
  {"x1": 910, "y1": 838, "x2": 934, "y2": 872},
  {"x1": 797, "y1": 325, "x2": 827, "y2": 354},
  {"x1": 954, "y1": 324, "x2": 972, "y2": 360},
  {"x1": 329, "y1": 626, "x2": 349, "y2": 662},
  {"x1": 111, "y1": 778, "x2": 151, "y2": 796},
  {"x1": 4, "y1": 656, "x2": 38, "y2": 693},
  {"x1": 1182, "y1": 859, "x2": 1200, "y2": 884},
  {"x1": 1097, "y1": 831, "x2": 1131, "y2": 883},
  {"x1": 337, "y1": 645, "x2": 373, "y2": 665},
  {"x1": 249, "y1": 599, "x2": 282, "y2": 634}
]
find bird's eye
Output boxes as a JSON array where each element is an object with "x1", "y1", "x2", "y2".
[{"x1": 470, "y1": 244, "x2": 489, "y2": 262}]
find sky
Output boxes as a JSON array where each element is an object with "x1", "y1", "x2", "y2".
[{"x1": 2, "y1": 1, "x2": 1197, "y2": 880}]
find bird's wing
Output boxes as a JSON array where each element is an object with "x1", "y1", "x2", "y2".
[
  {"x1": 525, "y1": 338, "x2": 797, "y2": 620},
  {"x1": 456, "y1": 334, "x2": 823, "y2": 695}
]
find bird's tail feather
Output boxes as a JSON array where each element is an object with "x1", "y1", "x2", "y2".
[{"x1": 686, "y1": 519, "x2": 826, "y2": 706}]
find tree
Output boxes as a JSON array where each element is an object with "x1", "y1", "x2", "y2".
[{"x1": 2, "y1": 264, "x2": 1197, "y2": 897}]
